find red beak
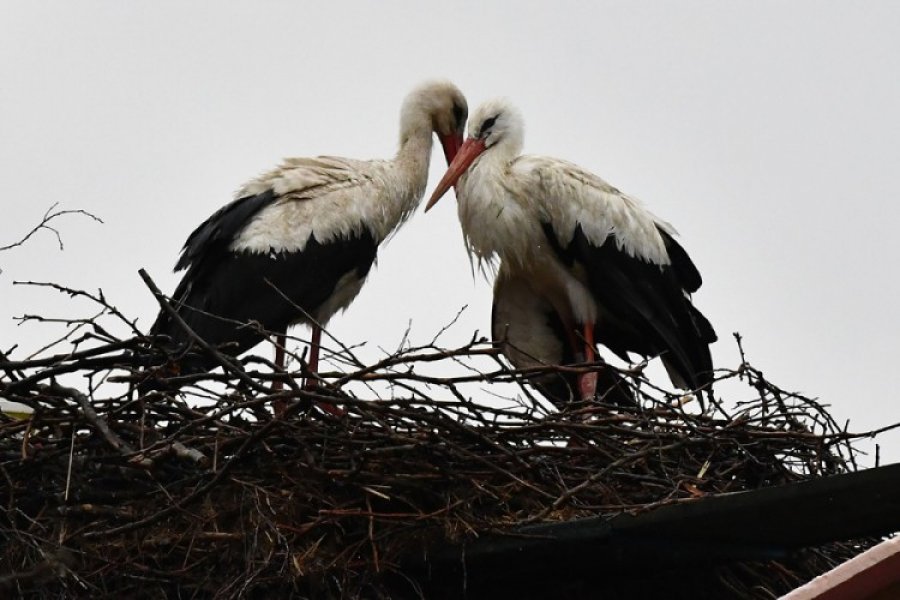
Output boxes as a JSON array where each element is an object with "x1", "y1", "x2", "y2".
[
  {"x1": 437, "y1": 131, "x2": 464, "y2": 165},
  {"x1": 425, "y1": 137, "x2": 487, "y2": 212}
]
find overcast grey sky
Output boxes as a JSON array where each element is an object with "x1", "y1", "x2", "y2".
[{"x1": 3, "y1": 2, "x2": 899, "y2": 462}]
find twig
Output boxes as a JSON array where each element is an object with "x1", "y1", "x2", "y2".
[{"x1": 0, "y1": 203, "x2": 102, "y2": 253}]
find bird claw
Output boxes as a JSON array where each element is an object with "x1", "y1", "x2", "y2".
[{"x1": 579, "y1": 372, "x2": 598, "y2": 402}]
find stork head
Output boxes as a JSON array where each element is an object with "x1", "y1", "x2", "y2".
[
  {"x1": 400, "y1": 80, "x2": 468, "y2": 164},
  {"x1": 425, "y1": 98, "x2": 524, "y2": 211}
]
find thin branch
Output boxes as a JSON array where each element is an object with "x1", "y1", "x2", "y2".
[{"x1": 0, "y1": 203, "x2": 103, "y2": 273}]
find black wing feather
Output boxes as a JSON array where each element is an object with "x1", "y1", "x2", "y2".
[
  {"x1": 151, "y1": 188, "x2": 377, "y2": 373},
  {"x1": 175, "y1": 189, "x2": 278, "y2": 272},
  {"x1": 545, "y1": 223, "x2": 716, "y2": 390},
  {"x1": 659, "y1": 229, "x2": 702, "y2": 293}
]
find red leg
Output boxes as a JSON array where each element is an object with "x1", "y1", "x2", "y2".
[
  {"x1": 273, "y1": 333, "x2": 286, "y2": 392},
  {"x1": 578, "y1": 322, "x2": 598, "y2": 401},
  {"x1": 304, "y1": 325, "x2": 344, "y2": 417},
  {"x1": 272, "y1": 331, "x2": 287, "y2": 416},
  {"x1": 304, "y1": 325, "x2": 321, "y2": 390},
  {"x1": 582, "y1": 323, "x2": 596, "y2": 362}
]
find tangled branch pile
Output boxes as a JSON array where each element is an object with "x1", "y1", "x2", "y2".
[{"x1": 0, "y1": 292, "x2": 886, "y2": 598}]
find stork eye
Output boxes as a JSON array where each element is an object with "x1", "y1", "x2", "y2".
[{"x1": 481, "y1": 116, "x2": 498, "y2": 133}]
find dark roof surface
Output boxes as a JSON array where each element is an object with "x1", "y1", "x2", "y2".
[{"x1": 406, "y1": 463, "x2": 900, "y2": 599}]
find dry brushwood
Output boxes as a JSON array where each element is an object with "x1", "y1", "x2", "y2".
[
  {"x1": 0, "y1": 279, "x2": 896, "y2": 599},
  {"x1": 0, "y1": 203, "x2": 103, "y2": 275}
]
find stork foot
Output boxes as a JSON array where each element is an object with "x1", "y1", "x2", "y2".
[
  {"x1": 301, "y1": 379, "x2": 345, "y2": 417},
  {"x1": 272, "y1": 398, "x2": 288, "y2": 418},
  {"x1": 314, "y1": 401, "x2": 345, "y2": 417},
  {"x1": 579, "y1": 371, "x2": 598, "y2": 402}
]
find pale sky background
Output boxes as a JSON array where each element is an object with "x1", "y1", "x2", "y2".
[{"x1": 2, "y1": 2, "x2": 899, "y2": 463}]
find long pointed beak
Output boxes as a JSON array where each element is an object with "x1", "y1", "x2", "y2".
[
  {"x1": 425, "y1": 137, "x2": 487, "y2": 212},
  {"x1": 437, "y1": 131, "x2": 464, "y2": 164}
]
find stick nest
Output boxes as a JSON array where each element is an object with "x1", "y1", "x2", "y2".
[{"x1": 0, "y1": 310, "x2": 885, "y2": 598}]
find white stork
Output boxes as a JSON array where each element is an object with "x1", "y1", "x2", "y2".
[
  {"x1": 148, "y1": 80, "x2": 468, "y2": 391},
  {"x1": 426, "y1": 98, "x2": 716, "y2": 401}
]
